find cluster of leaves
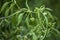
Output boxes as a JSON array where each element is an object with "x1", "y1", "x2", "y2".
[{"x1": 0, "y1": 0, "x2": 57, "y2": 40}]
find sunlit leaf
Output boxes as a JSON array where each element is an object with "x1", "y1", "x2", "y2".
[
  {"x1": 0, "y1": 2, "x2": 10, "y2": 13},
  {"x1": 5, "y1": 3, "x2": 15, "y2": 17},
  {"x1": 17, "y1": 13, "x2": 24, "y2": 26}
]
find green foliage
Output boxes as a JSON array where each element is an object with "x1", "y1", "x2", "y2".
[
  {"x1": 0, "y1": 0, "x2": 60, "y2": 40},
  {"x1": 17, "y1": 13, "x2": 24, "y2": 26}
]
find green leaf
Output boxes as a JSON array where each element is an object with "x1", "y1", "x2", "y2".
[
  {"x1": 26, "y1": 0, "x2": 30, "y2": 9},
  {"x1": 44, "y1": 16, "x2": 48, "y2": 27},
  {"x1": 25, "y1": 16, "x2": 30, "y2": 27},
  {"x1": 17, "y1": 13, "x2": 24, "y2": 26},
  {"x1": 0, "y1": 2, "x2": 10, "y2": 13},
  {"x1": 32, "y1": 32, "x2": 37, "y2": 40},
  {"x1": 5, "y1": 3, "x2": 15, "y2": 17}
]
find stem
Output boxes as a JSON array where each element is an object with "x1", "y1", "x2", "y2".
[
  {"x1": 26, "y1": 0, "x2": 30, "y2": 10},
  {"x1": 0, "y1": 8, "x2": 27, "y2": 19},
  {"x1": 51, "y1": 27, "x2": 60, "y2": 35}
]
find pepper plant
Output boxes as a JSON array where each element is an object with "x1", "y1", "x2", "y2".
[{"x1": 0, "y1": 0, "x2": 56, "y2": 40}]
